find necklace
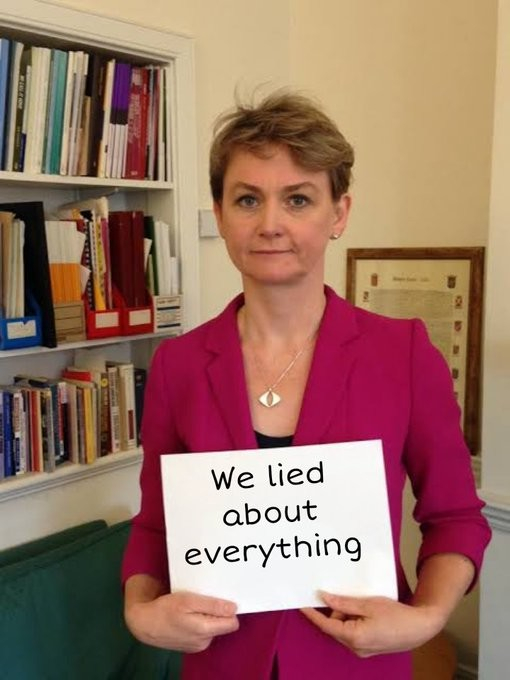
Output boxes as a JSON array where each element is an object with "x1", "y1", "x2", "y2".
[{"x1": 255, "y1": 331, "x2": 316, "y2": 408}]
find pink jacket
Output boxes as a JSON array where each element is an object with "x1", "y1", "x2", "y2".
[{"x1": 122, "y1": 287, "x2": 490, "y2": 680}]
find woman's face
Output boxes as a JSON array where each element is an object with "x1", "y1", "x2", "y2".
[{"x1": 214, "y1": 144, "x2": 350, "y2": 289}]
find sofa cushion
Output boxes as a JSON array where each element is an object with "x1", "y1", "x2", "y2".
[{"x1": 0, "y1": 520, "x2": 178, "y2": 680}]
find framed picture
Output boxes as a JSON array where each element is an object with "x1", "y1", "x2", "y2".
[{"x1": 346, "y1": 247, "x2": 484, "y2": 455}]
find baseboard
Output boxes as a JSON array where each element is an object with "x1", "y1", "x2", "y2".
[{"x1": 455, "y1": 662, "x2": 478, "y2": 680}]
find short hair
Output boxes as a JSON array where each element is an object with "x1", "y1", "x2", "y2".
[{"x1": 209, "y1": 90, "x2": 354, "y2": 202}]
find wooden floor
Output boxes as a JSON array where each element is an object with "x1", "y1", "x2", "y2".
[{"x1": 412, "y1": 633, "x2": 457, "y2": 680}]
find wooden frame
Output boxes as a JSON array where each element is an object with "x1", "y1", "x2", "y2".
[{"x1": 346, "y1": 247, "x2": 484, "y2": 455}]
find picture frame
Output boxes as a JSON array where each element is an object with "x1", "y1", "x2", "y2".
[{"x1": 346, "y1": 247, "x2": 484, "y2": 455}]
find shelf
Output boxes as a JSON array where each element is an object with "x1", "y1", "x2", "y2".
[
  {"x1": 0, "y1": 448, "x2": 143, "y2": 503},
  {"x1": 0, "y1": 329, "x2": 179, "y2": 358},
  {"x1": 0, "y1": 171, "x2": 173, "y2": 191}
]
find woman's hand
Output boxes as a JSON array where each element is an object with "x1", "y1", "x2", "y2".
[
  {"x1": 125, "y1": 576, "x2": 239, "y2": 653},
  {"x1": 301, "y1": 592, "x2": 444, "y2": 658}
]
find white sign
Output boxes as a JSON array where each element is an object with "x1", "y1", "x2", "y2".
[{"x1": 161, "y1": 439, "x2": 397, "y2": 614}]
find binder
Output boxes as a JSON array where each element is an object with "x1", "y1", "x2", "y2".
[{"x1": 0, "y1": 200, "x2": 57, "y2": 347}]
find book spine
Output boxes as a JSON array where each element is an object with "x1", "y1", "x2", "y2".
[
  {"x1": 58, "y1": 381, "x2": 69, "y2": 462},
  {"x1": 74, "y1": 386, "x2": 85, "y2": 464},
  {"x1": 83, "y1": 386, "x2": 95, "y2": 464},
  {"x1": 119, "y1": 364, "x2": 136, "y2": 450},
  {"x1": 11, "y1": 390, "x2": 22, "y2": 473},
  {"x1": 40, "y1": 389, "x2": 56, "y2": 473},
  {"x1": 133, "y1": 367, "x2": 147, "y2": 447},
  {"x1": 99, "y1": 372, "x2": 109, "y2": 456},
  {"x1": 3, "y1": 391, "x2": 14, "y2": 477},
  {"x1": 29, "y1": 389, "x2": 42, "y2": 472},
  {"x1": 42, "y1": 48, "x2": 57, "y2": 174},
  {"x1": 13, "y1": 46, "x2": 29, "y2": 172},
  {"x1": 5, "y1": 41, "x2": 24, "y2": 172},
  {"x1": 106, "y1": 365, "x2": 121, "y2": 453},
  {"x1": 0, "y1": 39, "x2": 11, "y2": 170},
  {"x1": 0, "y1": 391, "x2": 5, "y2": 480}
]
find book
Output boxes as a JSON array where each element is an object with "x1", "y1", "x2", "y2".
[
  {"x1": 57, "y1": 196, "x2": 109, "y2": 311},
  {"x1": 0, "y1": 211, "x2": 25, "y2": 319},
  {"x1": 28, "y1": 388, "x2": 43, "y2": 472},
  {"x1": 41, "y1": 48, "x2": 57, "y2": 175},
  {"x1": 108, "y1": 210, "x2": 134, "y2": 306},
  {"x1": 59, "y1": 49, "x2": 75, "y2": 175},
  {"x1": 0, "y1": 38, "x2": 11, "y2": 170},
  {"x1": 10, "y1": 387, "x2": 24, "y2": 473},
  {"x1": 106, "y1": 363, "x2": 121, "y2": 453},
  {"x1": 3, "y1": 40, "x2": 24, "y2": 172},
  {"x1": 23, "y1": 45, "x2": 41, "y2": 174},
  {"x1": 124, "y1": 66, "x2": 143, "y2": 180},
  {"x1": 97, "y1": 58, "x2": 115, "y2": 178},
  {"x1": 14, "y1": 375, "x2": 66, "y2": 465},
  {"x1": 49, "y1": 49, "x2": 68, "y2": 174},
  {"x1": 0, "y1": 200, "x2": 57, "y2": 347},
  {"x1": 64, "y1": 381, "x2": 79, "y2": 464},
  {"x1": 12, "y1": 44, "x2": 31, "y2": 172},
  {"x1": 85, "y1": 54, "x2": 106, "y2": 177},
  {"x1": 106, "y1": 361, "x2": 136, "y2": 451},
  {"x1": 116, "y1": 62, "x2": 132, "y2": 179},
  {"x1": 0, "y1": 390, "x2": 4, "y2": 479},
  {"x1": 33, "y1": 47, "x2": 52, "y2": 174},
  {"x1": 61, "y1": 377, "x2": 97, "y2": 463},
  {"x1": 1, "y1": 388, "x2": 14, "y2": 477},
  {"x1": 63, "y1": 366, "x2": 109, "y2": 456},
  {"x1": 133, "y1": 367, "x2": 146, "y2": 446}
]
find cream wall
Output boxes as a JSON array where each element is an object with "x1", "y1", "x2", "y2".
[
  {"x1": 479, "y1": 0, "x2": 510, "y2": 676},
  {"x1": 289, "y1": 0, "x2": 496, "y2": 297},
  {"x1": 39, "y1": 0, "x2": 498, "y2": 673},
  {"x1": 289, "y1": 2, "x2": 497, "y2": 672}
]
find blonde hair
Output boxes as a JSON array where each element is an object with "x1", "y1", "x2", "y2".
[{"x1": 210, "y1": 90, "x2": 354, "y2": 202}]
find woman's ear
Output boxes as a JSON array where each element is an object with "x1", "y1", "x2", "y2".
[
  {"x1": 331, "y1": 193, "x2": 351, "y2": 239},
  {"x1": 213, "y1": 201, "x2": 225, "y2": 238}
]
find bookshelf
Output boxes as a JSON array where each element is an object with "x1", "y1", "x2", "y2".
[{"x1": 0, "y1": 1, "x2": 199, "y2": 545}]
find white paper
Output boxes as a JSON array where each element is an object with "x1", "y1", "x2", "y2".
[{"x1": 161, "y1": 440, "x2": 397, "y2": 614}]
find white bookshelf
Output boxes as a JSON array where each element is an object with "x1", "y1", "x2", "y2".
[{"x1": 0, "y1": 0, "x2": 199, "y2": 541}]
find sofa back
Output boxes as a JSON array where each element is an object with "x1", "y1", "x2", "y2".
[{"x1": 0, "y1": 520, "x2": 181, "y2": 679}]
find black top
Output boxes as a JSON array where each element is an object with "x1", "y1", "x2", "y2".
[{"x1": 255, "y1": 431, "x2": 293, "y2": 448}]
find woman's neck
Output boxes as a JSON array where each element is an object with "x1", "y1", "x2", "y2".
[{"x1": 238, "y1": 282, "x2": 327, "y2": 348}]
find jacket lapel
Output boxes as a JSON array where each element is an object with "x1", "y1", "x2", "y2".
[
  {"x1": 294, "y1": 288, "x2": 361, "y2": 446},
  {"x1": 205, "y1": 295, "x2": 257, "y2": 450},
  {"x1": 204, "y1": 288, "x2": 361, "y2": 450}
]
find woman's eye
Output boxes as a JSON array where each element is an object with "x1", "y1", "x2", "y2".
[
  {"x1": 236, "y1": 195, "x2": 258, "y2": 208},
  {"x1": 288, "y1": 194, "x2": 310, "y2": 208}
]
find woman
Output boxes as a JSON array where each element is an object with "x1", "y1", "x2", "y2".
[{"x1": 122, "y1": 92, "x2": 491, "y2": 679}]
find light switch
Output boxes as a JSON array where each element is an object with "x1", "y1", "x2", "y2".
[{"x1": 199, "y1": 208, "x2": 219, "y2": 238}]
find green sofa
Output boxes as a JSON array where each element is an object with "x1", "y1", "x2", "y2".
[{"x1": 0, "y1": 519, "x2": 182, "y2": 679}]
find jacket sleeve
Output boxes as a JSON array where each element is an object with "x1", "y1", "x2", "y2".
[
  {"x1": 403, "y1": 320, "x2": 491, "y2": 590},
  {"x1": 121, "y1": 341, "x2": 182, "y2": 589}
]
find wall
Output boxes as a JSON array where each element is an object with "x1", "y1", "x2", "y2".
[
  {"x1": 289, "y1": 0, "x2": 496, "y2": 296},
  {"x1": 478, "y1": 0, "x2": 510, "y2": 676},
  {"x1": 289, "y1": 3, "x2": 497, "y2": 672},
  {"x1": 22, "y1": 0, "x2": 499, "y2": 673}
]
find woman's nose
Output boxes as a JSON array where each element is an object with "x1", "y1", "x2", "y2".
[{"x1": 257, "y1": 201, "x2": 283, "y2": 237}]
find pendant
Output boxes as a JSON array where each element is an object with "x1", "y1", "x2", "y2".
[{"x1": 258, "y1": 389, "x2": 281, "y2": 408}]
